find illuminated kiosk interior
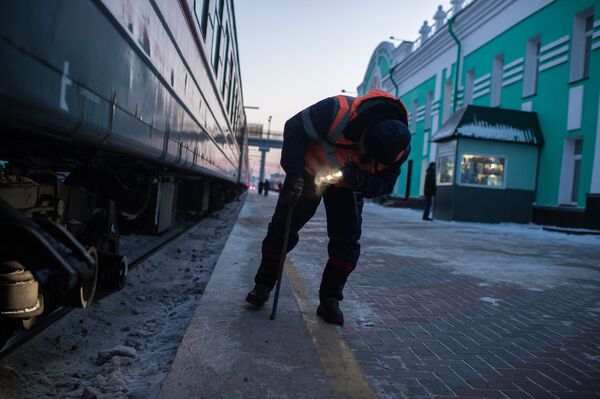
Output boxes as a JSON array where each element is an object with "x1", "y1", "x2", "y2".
[{"x1": 430, "y1": 105, "x2": 543, "y2": 223}]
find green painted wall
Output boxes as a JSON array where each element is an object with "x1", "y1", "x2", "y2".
[
  {"x1": 376, "y1": 0, "x2": 599, "y2": 209},
  {"x1": 458, "y1": 0, "x2": 600, "y2": 207}
]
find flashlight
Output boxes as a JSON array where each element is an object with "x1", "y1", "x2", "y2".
[{"x1": 315, "y1": 170, "x2": 343, "y2": 187}]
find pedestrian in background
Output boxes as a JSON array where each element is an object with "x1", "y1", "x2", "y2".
[
  {"x1": 423, "y1": 162, "x2": 436, "y2": 221},
  {"x1": 263, "y1": 179, "x2": 270, "y2": 196},
  {"x1": 258, "y1": 180, "x2": 264, "y2": 195}
]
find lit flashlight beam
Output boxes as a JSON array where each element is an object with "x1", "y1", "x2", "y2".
[{"x1": 315, "y1": 170, "x2": 343, "y2": 187}]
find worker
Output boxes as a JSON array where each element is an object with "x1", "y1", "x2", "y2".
[{"x1": 246, "y1": 89, "x2": 411, "y2": 325}]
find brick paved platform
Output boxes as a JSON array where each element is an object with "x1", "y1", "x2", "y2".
[
  {"x1": 294, "y1": 198, "x2": 600, "y2": 398},
  {"x1": 161, "y1": 192, "x2": 600, "y2": 398}
]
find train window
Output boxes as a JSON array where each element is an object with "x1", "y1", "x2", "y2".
[
  {"x1": 217, "y1": 0, "x2": 225, "y2": 19},
  {"x1": 226, "y1": 59, "x2": 234, "y2": 110},
  {"x1": 211, "y1": 4, "x2": 223, "y2": 74},
  {"x1": 194, "y1": 0, "x2": 209, "y2": 39},
  {"x1": 221, "y1": 26, "x2": 230, "y2": 96}
]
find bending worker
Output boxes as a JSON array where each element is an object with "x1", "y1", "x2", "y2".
[{"x1": 246, "y1": 89, "x2": 411, "y2": 325}]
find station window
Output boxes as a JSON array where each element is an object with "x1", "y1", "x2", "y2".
[
  {"x1": 411, "y1": 99, "x2": 418, "y2": 133},
  {"x1": 464, "y1": 69, "x2": 475, "y2": 105},
  {"x1": 490, "y1": 53, "x2": 504, "y2": 107},
  {"x1": 571, "y1": 139, "x2": 583, "y2": 202},
  {"x1": 459, "y1": 154, "x2": 506, "y2": 188},
  {"x1": 442, "y1": 79, "x2": 452, "y2": 122},
  {"x1": 424, "y1": 91, "x2": 433, "y2": 130},
  {"x1": 436, "y1": 141, "x2": 456, "y2": 185},
  {"x1": 194, "y1": 0, "x2": 209, "y2": 39},
  {"x1": 569, "y1": 8, "x2": 594, "y2": 82},
  {"x1": 523, "y1": 36, "x2": 540, "y2": 97}
]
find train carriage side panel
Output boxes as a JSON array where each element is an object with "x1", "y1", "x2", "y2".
[{"x1": 0, "y1": 0, "x2": 245, "y2": 182}]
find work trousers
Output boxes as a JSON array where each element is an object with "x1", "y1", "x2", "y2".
[{"x1": 261, "y1": 174, "x2": 364, "y2": 264}]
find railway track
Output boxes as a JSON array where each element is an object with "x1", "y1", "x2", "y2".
[{"x1": 0, "y1": 219, "x2": 200, "y2": 359}]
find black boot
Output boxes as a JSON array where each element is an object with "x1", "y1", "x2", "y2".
[
  {"x1": 317, "y1": 297, "x2": 344, "y2": 325},
  {"x1": 317, "y1": 257, "x2": 356, "y2": 325},
  {"x1": 246, "y1": 248, "x2": 279, "y2": 307},
  {"x1": 246, "y1": 283, "x2": 271, "y2": 307}
]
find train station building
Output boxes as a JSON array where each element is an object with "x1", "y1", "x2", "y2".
[{"x1": 359, "y1": 0, "x2": 600, "y2": 229}]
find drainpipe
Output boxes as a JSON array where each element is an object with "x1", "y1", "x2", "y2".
[{"x1": 447, "y1": 17, "x2": 461, "y2": 113}]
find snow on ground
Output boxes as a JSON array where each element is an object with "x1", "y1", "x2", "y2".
[
  {"x1": 0, "y1": 197, "x2": 244, "y2": 399},
  {"x1": 362, "y1": 202, "x2": 600, "y2": 289}
]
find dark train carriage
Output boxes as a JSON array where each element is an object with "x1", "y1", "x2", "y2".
[{"x1": 0, "y1": 0, "x2": 248, "y2": 343}]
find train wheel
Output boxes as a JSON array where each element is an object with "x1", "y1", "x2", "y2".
[
  {"x1": 97, "y1": 251, "x2": 128, "y2": 290},
  {"x1": 77, "y1": 247, "x2": 99, "y2": 309}
]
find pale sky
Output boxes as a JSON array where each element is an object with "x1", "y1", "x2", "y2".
[{"x1": 235, "y1": 0, "x2": 448, "y2": 178}]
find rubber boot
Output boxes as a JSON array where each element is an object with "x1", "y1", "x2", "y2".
[
  {"x1": 245, "y1": 248, "x2": 280, "y2": 307},
  {"x1": 317, "y1": 257, "x2": 357, "y2": 325}
]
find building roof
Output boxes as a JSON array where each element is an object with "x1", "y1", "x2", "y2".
[{"x1": 430, "y1": 105, "x2": 544, "y2": 146}]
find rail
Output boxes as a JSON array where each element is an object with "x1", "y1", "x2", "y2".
[{"x1": 0, "y1": 218, "x2": 201, "y2": 359}]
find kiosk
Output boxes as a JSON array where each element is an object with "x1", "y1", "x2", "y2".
[{"x1": 430, "y1": 105, "x2": 543, "y2": 223}]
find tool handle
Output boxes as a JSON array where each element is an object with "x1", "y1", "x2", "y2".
[{"x1": 270, "y1": 202, "x2": 296, "y2": 320}]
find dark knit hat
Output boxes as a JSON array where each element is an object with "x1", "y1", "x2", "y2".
[{"x1": 364, "y1": 119, "x2": 411, "y2": 165}]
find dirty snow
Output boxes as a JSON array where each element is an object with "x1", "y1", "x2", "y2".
[
  {"x1": 362, "y1": 202, "x2": 600, "y2": 289},
  {"x1": 0, "y1": 197, "x2": 243, "y2": 399}
]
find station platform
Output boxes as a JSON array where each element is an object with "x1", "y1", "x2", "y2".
[{"x1": 159, "y1": 192, "x2": 600, "y2": 398}]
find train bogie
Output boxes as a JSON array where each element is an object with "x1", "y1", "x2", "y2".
[{"x1": 0, "y1": 0, "x2": 248, "y2": 349}]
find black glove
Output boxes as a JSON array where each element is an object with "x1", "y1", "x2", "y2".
[
  {"x1": 341, "y1": 161, "x2": 365, "y2": 191},
  {"x1": 280, "y1": 174, "x2": 304, "y2": 205}
]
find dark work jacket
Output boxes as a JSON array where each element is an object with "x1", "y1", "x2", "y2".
[
  {"x1": 280, "y1": 95, "x2": 410, "y2": 198},
  {"x1": 424, "y1": 168, "x2": 436, "y2": 197}
]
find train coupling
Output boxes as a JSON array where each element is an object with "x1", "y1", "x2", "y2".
[{"x1": 0, "y1": 198, "x2": 98, "y2": 316}]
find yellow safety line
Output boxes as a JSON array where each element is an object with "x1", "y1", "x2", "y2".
[{"x1": 285, "y1": 258, "x2": 378, "y2": 399}]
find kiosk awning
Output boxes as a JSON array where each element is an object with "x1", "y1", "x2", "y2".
[{"x1": 430, "y1": 105, "x2": 543, "y2": 145}]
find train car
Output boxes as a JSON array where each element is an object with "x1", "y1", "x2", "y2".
[{"x1": 0, "y1": 0, "x2": 248, "y2": 343}]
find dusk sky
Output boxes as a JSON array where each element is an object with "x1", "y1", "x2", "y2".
[{"x1": 235, "y1": 0, "x2": 447, "y2": 177}]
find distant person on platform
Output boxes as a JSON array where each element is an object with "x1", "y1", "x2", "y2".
[
  {"x1": 258, "y1": 180, "x2": 264, "y2": 195},
  {"x1": 263, "y1": 179, "x2": 270, "y2": 196},
  {"x1": 245, "y1": 89, "x2": 411, "y2": 325},
  {"x1": 423, "y1": 162, "x2": 436, "y2": 221}
]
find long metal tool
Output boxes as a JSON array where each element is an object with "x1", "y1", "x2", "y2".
[{"x1": 270, "y1": 202, "x2": 296, "y2": 320}]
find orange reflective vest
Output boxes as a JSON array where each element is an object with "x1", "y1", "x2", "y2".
[{"x1": 303, "y1": 90, "x2": 409, "y2": 177}]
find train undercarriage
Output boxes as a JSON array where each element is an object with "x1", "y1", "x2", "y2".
[{"x1": 0, "y1": 133, "x2": 242, "y2": 347}]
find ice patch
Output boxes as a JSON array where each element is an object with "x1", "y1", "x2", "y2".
[{"x1": 480, "y1": 296, "x2": 501, "y2": 306}]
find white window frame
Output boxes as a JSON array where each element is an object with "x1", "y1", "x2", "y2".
[
  {"x1": 457, "y1": 152, "x2": 508, "y2": 189},
  {"x1": 464, "y1": 69, "x2": 475, "y2": 105},
  {"x1": 522, "y1": 36, "x2": 540, "y2": 97},
  {"x1": 411, "y1": 99, "x2": 418, "y2": 133},
  {"x1": 436, "y1": 141, "x2": 457, "y2": 186},
  {"x1": 490, "y1": 54, "x2": 504, "y2": 107},
  {"x1": 569, "y1": 8, "x2": 594, "y2": 83},
  {"x1": 559, "y1": 136, "x2": 584, "y2": 205},
  {"x1": 442, "y1": 80, "x2": 453, "y2": 122},
  {"x1": 425, "y1": 91, "x2": 433, "y2": 130}
]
